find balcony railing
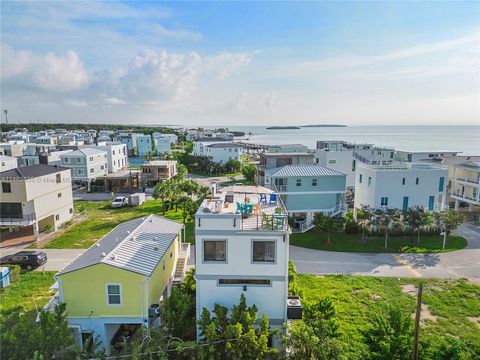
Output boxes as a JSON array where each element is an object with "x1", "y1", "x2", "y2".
[
  {"x1": 0, "y1": 213, "x2": 36, "y2": 225},
  {"x1": 453, "y1": 177, "x2": 480, "y2": 185},
  {"x1": 276, "y1": 185, "x2": 288, "y2": 192},
  {"x1": 451, "y1": 192, "x2": 480, "y2": 203}
]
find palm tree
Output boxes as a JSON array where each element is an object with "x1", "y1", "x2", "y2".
[
  {"x1": 180, "y1": 179, "x2": 200, "y2": 199},
  {"x1": 153, "y1": 180, "x2": 174, "y2": 215},
  {"x1": 177, "y1": 195, "x2": 196, "y2": 223}
]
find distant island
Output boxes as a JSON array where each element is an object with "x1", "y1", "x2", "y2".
[
  {"x1": 266, "y1": 126, "x2": 301, "y2": 130},
  {"x1": 300, "y1": 124, "x2": 347, "y2": 128}
]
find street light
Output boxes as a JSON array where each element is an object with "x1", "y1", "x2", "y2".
[{"x1": 3, "y1": 109, "x2": 8, "y2": 124}]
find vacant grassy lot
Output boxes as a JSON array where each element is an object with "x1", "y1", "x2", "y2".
[
  {"x1": 298, "y1": 275, "x2": 480, "y2": 359},
  {"x1": 290, "y1": 230, "x2": 467, "y2": 253},
  {"x1": 0, "y1": 270, "x2": 55, "y2": 313},
  {"x1": 33, "y1": 200, "x2": 194, "y2": 249}
]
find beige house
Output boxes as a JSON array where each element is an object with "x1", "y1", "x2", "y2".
[
  {"x1": 140, "y1": 160, "x2": 178, "y2": 187},
  {"x1": 451, "y1": 160, "x2": 480, "y2": 220},
  {"x1": 0, "y1": 164, "x2": 74, "y2": 239}
]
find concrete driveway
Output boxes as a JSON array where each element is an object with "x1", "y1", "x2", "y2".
[{"x1": 290, "y1": 223, "x2": 480, "y2": 279}]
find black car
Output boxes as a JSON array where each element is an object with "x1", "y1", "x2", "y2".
[{"x1": 0, "y1": 250, "x2": 47, "y2": 270}]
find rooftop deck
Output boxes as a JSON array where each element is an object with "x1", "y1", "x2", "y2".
[{"x1": 196, "y1": 185, "x2": 288, "y2": 232}]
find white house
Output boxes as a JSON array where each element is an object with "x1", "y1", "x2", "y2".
[
  {"x1": 0, "y1": 164, "x2": 74, "y2": 238},
  {"x1": 35, "y1": 135, "x2": 56, "y2": 145},
  {"x1": 153, "y1": 136, "x2": 172, "y2": 155},
  {"x1": 451, "y1": 160, "x2": 480, "y2": 220},
  {"x1": 396, "y1": 150, "x2": 459, "y2": 163},
  {"x1": 205, "y1": 143, "x2": 243, "y2": 163},
  {"x1": 315, "y1": 140, "x2": 395, "y2": 189},
  {"x1": 195, "y1": 185, "x2": 290, "y2": 346},
  {"x1": 152, "y1": 133, "x2": 178, "y2": 144},
  {"x1": 95, "y1": 143, "x2": 128, "y2": 173},
  {"x1": 60, "y1": 148, "x2": 108, "y2": 183},
  {"x1": 354, "y1": 162, "x2": 448, "y2": 213},
  {"x1": 0, "y1": 155, "x2": 18, "y2": 172},
  {"x1": 193, "y1": 138, "x2": 229, "y2": 157},
  {"x1": 267, "y1": 144, "x2": 309, "y2": 153}
]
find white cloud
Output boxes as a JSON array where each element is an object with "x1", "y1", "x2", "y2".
[
  {"x1": 1, "y1": 45, "x2": 89, "y2": 91},
  {"x1": 103, "y1": 97, "x2": 126, "y2": 105}
]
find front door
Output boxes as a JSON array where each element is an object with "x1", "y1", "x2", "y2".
[{"x1": 402, "y1": 196, "x2": 409, "y2": 211}]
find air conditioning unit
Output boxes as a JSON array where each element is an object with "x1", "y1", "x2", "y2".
[
  {"x1": 149, "y1": 303, "x2": 160, "y2": 318},
  {"x1": 287, "y1": 296, "x2": 302, "y2": 320}
]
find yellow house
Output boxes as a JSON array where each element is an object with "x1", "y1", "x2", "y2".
[{"x1": 54, "y1": 214, "x2": 186, "y2": 351}]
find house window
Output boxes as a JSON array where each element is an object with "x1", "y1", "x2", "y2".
[
  {"x1": 416, "y1": 177, "x2": 419, "y2": 185},
  {"x1": 56, "y1": 174, "x2": 61, "y2": 183},
  {"x1": 64, "y1": 157, "x2": 70, "y2": 163},
  {"x1": 328, "y1": 159, "x2": 336, "y2": 164},
  {"x1": 312, "y1": 179, "x2": 317, "y2": 186},
  {"x1": 76, "y1": 158, "x2": 82, "y2": 163},
  {"x1": 402, "y1": 178, "x2": 406, "y2": 185},
  {"x1": 58, "y1": 192, "x2": 62, "y2": 198},
  {"x1": 359, "y1": 174, "x2": 363, "y2": 183},
  {"x1": 90, "y1": 168, "x2": 94, "y2": 173},
  {"x1": 252, "y1": 241, "x2": 276, "y2": 262},
  {"x1": 438, "y1": 177, "x2": 445, "y2": 192},
  {"x1": 69, "y1": 208, "x2": 73, "y2": 214},
  {"x1": 296, "y1": 179, "x2": 302, "y2": 187},
  {"x1": 352, "y1": 160, "x2": 356, "y2": 171},
  {"x1": 89, "y1": 157, "x2": 93, "y2": 161},
  {"x1": 204, "y1": 240, "x2": 226, "y2": 262},
  {"x1": 106, "y1": 284, "x2": 121, "y2": 305},
  {"x1": 2, "y1": 182, "x2": 11, "y2": 193},
  {"x1": 428, "y1": 196, "x2": 435, "y2": 211},
  {"x1": 55, "y1": 214, "x2": 60, "y2": 221},
  {"x1": 162, "y1": 260, "x2": 166, "y2": 271},
  {"x1": 101, "y1": 165, "x2": 104, "y2": 170},
  {"x1": 170, "y1": 252, "x2": 173, "y2": 259},
  {"x1": 368, "y1": 177, "x2": 372, "y2": 186},
  {"x1": 381, "y1": 197, "x2": 388, "y2": 206},
  {"x1": 77, "y1": 169, "x2": 84, "y2": 175}
]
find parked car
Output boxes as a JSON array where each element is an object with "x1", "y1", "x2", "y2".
[
  {"x1": 111, "y1": 196, "x2": 128, "y2": 208},
  {"x1": 0, "y1": 250, "x2": 47, "y2": 270}
]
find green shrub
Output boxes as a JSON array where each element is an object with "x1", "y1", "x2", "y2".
[{"x1": 344, "y1": 220, "x2": 360, "y2": 234}]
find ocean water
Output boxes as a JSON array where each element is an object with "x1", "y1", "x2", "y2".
[{"x1": 216, "y1": 125, "x2": 480, "y2": 155}]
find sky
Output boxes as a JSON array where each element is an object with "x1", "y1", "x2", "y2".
[{"x1": 1, "y1": 1, "x2": 479, "y2": 126}]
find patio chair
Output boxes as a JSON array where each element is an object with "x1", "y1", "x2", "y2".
[
  {"x1": 269, "y1": 193, "x2": 277, "y2": 205},
  {"x1": 252, "y1": 202, "x2": 262, "y2": 215},
  {"x1": 259, "y1": 193, "x2": 268, "y2": 204},
  {"x1": 236, "y1": 202, "x2": 245, "y2": 214}
]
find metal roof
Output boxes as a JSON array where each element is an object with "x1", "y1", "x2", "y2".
[
  {"x1": 56, "y1": 214, "x2": 184, "y2": 277},
  {"x1": 61, "y1": 148, "x2": 107, "y2": 157},
  {"x1": 267, "y1": 164, "x2": 345, "y2": 177},
  {"x1": 0, "y1": 164, "x2": 70, "y2": 180},
  {"x1": 206, "y1": 142, "x2": 242, "y2": 148}
]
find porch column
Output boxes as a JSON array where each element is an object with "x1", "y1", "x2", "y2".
[
  {"x1": 454, "y1": 199, "x2": 459, "y2": 211},
  {"x1": 33, "y1": 222, "x2": 40, "y2": 242}
]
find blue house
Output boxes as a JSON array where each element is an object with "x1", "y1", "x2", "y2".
[
  {"x1": 137, "y1": 135, "x2": 153, "y2": 158},
  {"x1": 264, "y1": 164, "x2": 347, "y2": 229}
]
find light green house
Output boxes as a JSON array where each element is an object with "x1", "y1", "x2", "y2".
[
  {"x1": 265, "y1": 164, "x2": 347, "y2": 229},
  {"x1": 53, "y1": 214, "x2": 186, "y2": 352}
]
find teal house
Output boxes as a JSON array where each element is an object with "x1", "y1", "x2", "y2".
[{"x1": 264, "y1": 164, "x2": 347, "y2": 229}]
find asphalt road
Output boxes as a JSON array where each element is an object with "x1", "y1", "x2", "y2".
[
  {"x1": 2, "y1": 225, "x2": 478, "y2": 278},
  {"x1": 291, "y1": 224, "x2": 480, "y2": 279}
]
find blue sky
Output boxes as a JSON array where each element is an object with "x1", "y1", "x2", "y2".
[{"x1": 1, "y1": 1, "x2": 479, "y2": 125}]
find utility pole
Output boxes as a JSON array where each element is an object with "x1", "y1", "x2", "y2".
[
  {"x1": 412, "y1": 282, "x2": 423, "y2": 360},
  {"x1": 3, "y1": 109, "x2": 8, "y2": 124}
]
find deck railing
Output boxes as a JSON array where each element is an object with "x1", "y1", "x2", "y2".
[{"x1": 0, "y1": 213, "x2": 36, "y2": 225}]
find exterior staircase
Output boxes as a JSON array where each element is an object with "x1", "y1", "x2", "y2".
[{"x1": 172, "y1": 243, "x2": 190, "y2": 286}]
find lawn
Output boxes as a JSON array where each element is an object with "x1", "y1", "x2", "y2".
[
  {"x1": 32, "y1": 200, "x2": 195, "y2": 249},
  {"x1": 0, "y1": 269, "x2": 55, "y2": 313},
  {"x1": 290, "y1": 230, "x2": 467, "y2": 253},
  {"x1": 298, "y1": 275, "x2": 480, "y2": 359},
  {"x1": 219, "y1": 178, "x2": 254, "y2": 187}
]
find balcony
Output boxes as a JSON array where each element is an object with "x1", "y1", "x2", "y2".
[
  {"x1": 453, "y1": 177, "x2": 480, "y2": 186},
  {"x1": 451, "y1": 191, "x2": 480, "y2": 205},
  {"x1": 0, "y1": 213, "x2": 37, "y2": 226}
]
